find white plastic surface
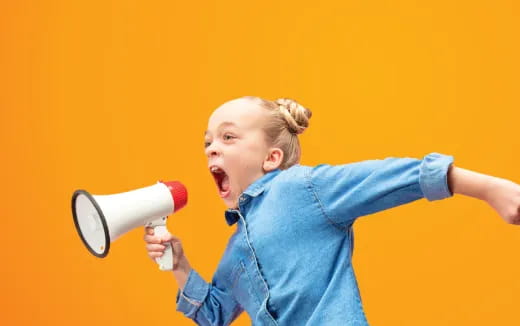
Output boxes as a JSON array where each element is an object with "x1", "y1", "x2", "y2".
[{"x1": 94, "y1": 182, "x2": 175, "y2": 242}]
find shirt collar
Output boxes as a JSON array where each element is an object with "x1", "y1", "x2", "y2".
[
  {"x1": 224, "y1": 169, "x2": 282, "y2": 226},
  {"x1": 243, "y1": 168, "x2": 281, "y2": 197}
]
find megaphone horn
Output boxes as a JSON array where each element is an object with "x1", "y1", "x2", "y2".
[{"x1": 71, "y1": 180, "x2": 187, "y2": 270}]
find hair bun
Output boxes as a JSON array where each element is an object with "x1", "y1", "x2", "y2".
[{"x1": 274, "y1": 98, "x2": 312, "y2": 135}]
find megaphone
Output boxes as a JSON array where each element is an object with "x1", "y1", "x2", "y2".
[{"x1": 71, "y1": 180, "x2": 187, "y2": 271}]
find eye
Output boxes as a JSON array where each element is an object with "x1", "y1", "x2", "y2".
[
  {"x1": 223, "y1": 134, "x2": 235, "y2": 141},
  {"x1": 204, "y1": 140, "x2": 211, "y2": 148}
]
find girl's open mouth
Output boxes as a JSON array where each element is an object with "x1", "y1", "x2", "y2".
[{"x1": 210, "y1": 166, "x2": 231, "y2": 198}]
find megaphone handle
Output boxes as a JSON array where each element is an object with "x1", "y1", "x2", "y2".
[{"x1": 151, "y1": 222, "x2": 174, "y2": 271}]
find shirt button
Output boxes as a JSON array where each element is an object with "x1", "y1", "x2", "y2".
[{"x1": 239, "y1": 196, "x2": 245, "y2": 202}]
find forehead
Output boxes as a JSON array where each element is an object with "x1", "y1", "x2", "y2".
[{"x1": 206, "y1": 99, "x2": 267, "y2": 134}]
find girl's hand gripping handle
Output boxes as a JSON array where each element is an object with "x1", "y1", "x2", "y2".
[{"x1": 146, "y1": 217, "x2": 173, "y2": 271}]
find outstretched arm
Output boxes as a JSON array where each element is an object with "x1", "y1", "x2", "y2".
[
  {"x1": 310, "y1": 152, "x2": 455, "y2": 228},
  {"x1": 447, "y1": 166, "x2": 520, "y2": 225}
]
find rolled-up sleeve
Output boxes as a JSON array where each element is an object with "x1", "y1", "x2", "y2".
[
  {"x1": 418, "y1": 152, "x2": 454, "y2": 201},
  {"x1": 309, "y1": 152, "x2": 454, "y2": 228},
  {"x1": 176, "y1": 269, "x2": 209, "y2": 317},
  {"x1": 175, "y1": 269, "x2": 243, "y2": 325}
]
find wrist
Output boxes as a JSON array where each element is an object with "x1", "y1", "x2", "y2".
[
  {"x1": 480, "y1": 175, "x2": 500, "y2": 202},
  {"x1": 174, "y1": 255, "x2": 191, "y2": 273},
  {"x1": 448, "y1": 166, "x2": 494, "y2": 201},
  {"x1": 172, "y1": 256, "x2": 192, "y2": 290}
]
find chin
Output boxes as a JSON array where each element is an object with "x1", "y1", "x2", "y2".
[
  {"x1": 225, "y1": 202, "x2": 238, "y2": 209},
  {"x1": 223, "y1": 198, "x2": 238, "y2": 209}
]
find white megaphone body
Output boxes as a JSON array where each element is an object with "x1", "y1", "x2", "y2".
[{"x1": 71, "y1": 180, "x2": 187, "y2": 271}]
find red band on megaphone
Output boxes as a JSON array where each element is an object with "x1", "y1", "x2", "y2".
[{"x1": 160, "y1": 181, "x2": 188, "y2": 212}]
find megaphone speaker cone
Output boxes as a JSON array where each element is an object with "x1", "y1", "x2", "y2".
[{"x1": 71, "y1": 190, "x2": 110, "y2": 258}]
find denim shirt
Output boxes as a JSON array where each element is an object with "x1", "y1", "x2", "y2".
[{"x1": 175, "y1": 152, "x2": 454, "y2": 325}]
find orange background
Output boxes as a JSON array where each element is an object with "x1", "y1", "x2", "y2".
[{"x1": 1, "y1": 1, "x2": 519, "y2": 325}]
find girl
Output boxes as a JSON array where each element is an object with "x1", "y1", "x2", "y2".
[{"x1": 144, "y1": 96, "x2": 520, "y2": 325}]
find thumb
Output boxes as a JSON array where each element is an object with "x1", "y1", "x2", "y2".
[{"x1": 171, "y1": 240, "x2": 184, "y2": 258}]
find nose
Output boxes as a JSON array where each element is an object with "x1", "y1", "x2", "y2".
[{"x1": 205, "y1": 142, "x2": 221, "y2": 159}]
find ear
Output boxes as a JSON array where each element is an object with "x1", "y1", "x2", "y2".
[{"x1": 263, "y1": 147, "x2": 284, "y2": 172}]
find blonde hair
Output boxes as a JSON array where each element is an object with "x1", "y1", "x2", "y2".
[{"x1": 241, "y1": 96, "x2": 312, "y2": 170}]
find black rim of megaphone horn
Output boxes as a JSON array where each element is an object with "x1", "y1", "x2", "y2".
[{"x1": 71, "y1": 189, "x2": 110, "y2": 258}]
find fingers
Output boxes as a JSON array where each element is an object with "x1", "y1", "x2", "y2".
[
  {"x1": 144, "y1": 226, "x2": 183, "y2": 262},
  {"x1": 146, "y1": 243, "x2": 166, "y2": 251},
  {"x1": 148, "y1": 251, "x2": 164, "y2": 259},
  {"x1": 146, "y1": 242, "x2": 167, "y2": 260},
  {"x1": 158, "y1": 233, "x2": 179, "y2": 243},
  {"x1": 143, "y1": 234, "x2": 162, "y2": 244},
  {"x1": 144, "y1": 227, "x2": 180, "y2": 243}
]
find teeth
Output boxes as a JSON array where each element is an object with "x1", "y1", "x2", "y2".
[{"x1": 210, "y1": 166, "x2": 221, "y2": 173}]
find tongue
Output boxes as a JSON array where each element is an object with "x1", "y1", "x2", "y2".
[{"x1": 221, "y1": 174, "x2": 230, "y2": 192}]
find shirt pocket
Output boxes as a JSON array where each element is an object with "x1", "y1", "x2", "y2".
[
  {"x1": 227, "y1": 261, "x2": 243, "y2": 289},
  {"x1": 229, "y1": 260, "x2": 260, "y2": 313}
]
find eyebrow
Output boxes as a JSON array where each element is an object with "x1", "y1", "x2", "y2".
[{"x1": 204, "y1": 122, "x2": 238, "y2": 136}]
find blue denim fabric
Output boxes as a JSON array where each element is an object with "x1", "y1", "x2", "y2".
[{"x1": 175, "y1": 152, "x2": 454, "y2": 325}]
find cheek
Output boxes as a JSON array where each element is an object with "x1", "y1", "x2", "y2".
[
  {"x1": 245, "y1": 141, "x2": 268, "y2": 163},
  {"x1": 241, "y1": 152, "x2": 265, "y2": 172},
  {"x1": 227, "y1": 140, "x2": 267, "y2": 180},
  {"x1": 228, "y1": 156, "x2": 262, "y2": 188}
]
